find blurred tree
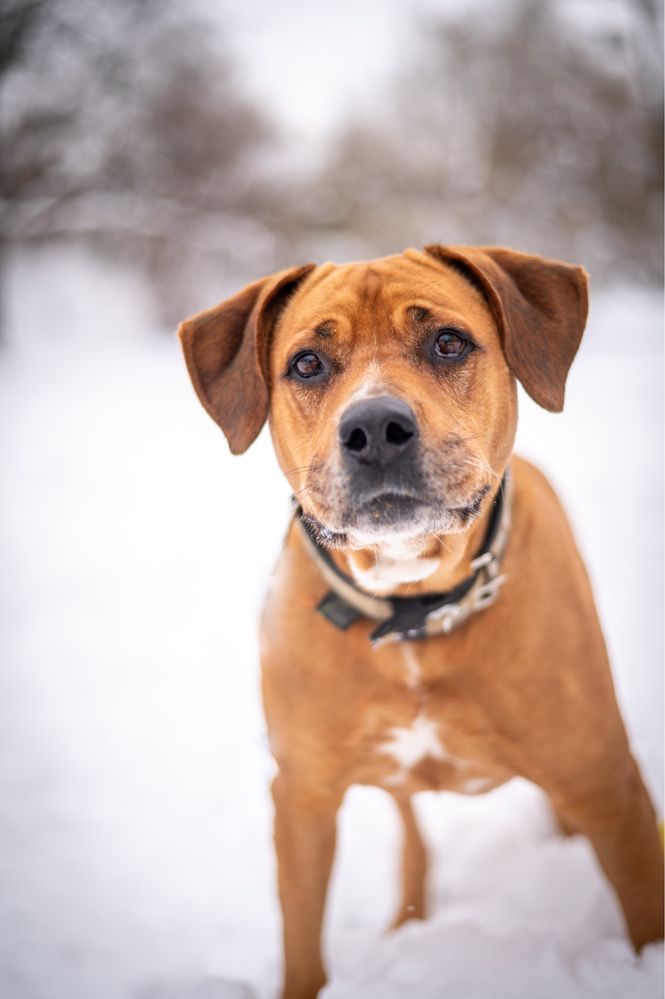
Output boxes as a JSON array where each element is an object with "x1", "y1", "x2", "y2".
[
  {"x1": 1, "y1": 0, "x2": 661, "y2": 328},
  {"x1": 0, "y1": 0, "x2": 278, "y2": 320},
  {"x1": 304, "y1": 0, "x2": 663, "y2": 284},
  {"x1": 0, "y1": 0, "x2": 44, "y2": 77}
]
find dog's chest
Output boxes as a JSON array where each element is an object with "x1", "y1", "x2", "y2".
[{"x1": 353, "y1": 644, "x2": 509, "y2": 795}]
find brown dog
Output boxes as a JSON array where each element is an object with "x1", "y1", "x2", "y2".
[{"x1": 178, "y1": 245, "x2": 663, "y2": 999}]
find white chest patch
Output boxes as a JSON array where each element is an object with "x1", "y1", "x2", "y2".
[
  {"x1": 379, "y1": 714, "x2": 446, "y2": 770},
  {"x1": 349, "y1": 554, "x2": 440, "y2": 594}
]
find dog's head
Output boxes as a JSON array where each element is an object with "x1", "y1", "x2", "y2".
[{"x1": 179, "y1": 246, "x2": 588, "y2": 548}]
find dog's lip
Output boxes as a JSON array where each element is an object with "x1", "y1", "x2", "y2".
[
  {"x1": 351, "y1": 490, "x2": 426, "y2": 513},
  {"x1": 355, "y1": 488, "x2": 421, "y2": 504},
  {"x1": 302, "y1": 483, "x2": 492, "y2": 544}
]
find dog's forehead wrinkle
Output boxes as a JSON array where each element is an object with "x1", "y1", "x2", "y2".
[
  {"x1": 288, "y1": 279, "x2": 482, "y2": 352},
  {"x1": 292, "y1": 260, "x2": 420, "y2": 333},
  {"x1": 293, "y1": 253, "x2": 489, "y2": 322}
]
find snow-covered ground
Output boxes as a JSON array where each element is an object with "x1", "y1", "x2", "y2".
[{"x1": 0, "y1": 245, "x2": 662, "y2": 999}]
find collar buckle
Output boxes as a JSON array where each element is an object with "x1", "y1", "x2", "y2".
[
  {"x1": 470, "y1": 550, "x2": 494, "y2": 571},
  {"x1": 473, "y1": 572, "x2": 507, "y2": 610},
  {"x1": 425, "y1": 599, "x2": 467, "y2": 634}
]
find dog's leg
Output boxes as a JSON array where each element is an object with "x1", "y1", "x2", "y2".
[
  {"x1": 553, "y1": 755, "x2": 664, "y2": 951},
  {"x1": 272, "y1": 772, "x2": 342, "y2": 999},
  {"x1": 389, "y1": 794, "x2": 428, "y2": 929}
]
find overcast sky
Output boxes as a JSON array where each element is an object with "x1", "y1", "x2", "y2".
[
  {"x1": 211, "y1": 0, "x2": 445, "y2": 141},
  {"x1": 204, "y1": 0, "x2": 649, "y2": 152}
]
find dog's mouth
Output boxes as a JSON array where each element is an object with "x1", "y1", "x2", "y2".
[
  {"x1": 353, "y1": 490, "x2": 426, "y2": 524},
  {"x1": 301, "y1": 483, "x2": 492, "y2": 549},
  {"x1": 301, "y1": 491, "x2": 426, "y2": 548}
]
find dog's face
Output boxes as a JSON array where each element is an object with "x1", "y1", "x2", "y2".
[
  {"x1": 267, "y1": 253, "x2": 517, "y2": 547},
  {"x1": 179, "y1": 245, "x2": 588, "y2": 548}
]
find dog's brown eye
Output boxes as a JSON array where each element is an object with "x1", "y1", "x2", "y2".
[
  {"x1": 291, "y1": 351, "x2": 325, "y2": 380},
  {"x1": 434, "y1": 328, "x2": 471, "y2": 360}
]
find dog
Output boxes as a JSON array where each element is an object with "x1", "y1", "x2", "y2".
[{"x1": 178, "y1": 245, "x2": 664, "y2": 999}]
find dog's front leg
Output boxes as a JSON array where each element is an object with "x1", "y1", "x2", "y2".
[
  {"x1": 553, "y1": 755, "x2": 664, "y2": 951},
  {"x1": 272, "y1": 772, "x2": 343, "y2": 999}
]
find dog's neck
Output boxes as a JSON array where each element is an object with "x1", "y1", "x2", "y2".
[{"x1": 333, "y1": 504, "x2": 494, "y2": 598}]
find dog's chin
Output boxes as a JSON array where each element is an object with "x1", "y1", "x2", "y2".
[
  {"x1": 302, "y1": 485, "x2": 492, "y2": 550},
  {"x1": 346, "y1": 502, "x2": 471, "y2": 549}
]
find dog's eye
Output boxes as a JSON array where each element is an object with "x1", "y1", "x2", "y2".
[
  {"x1": 433, "y1": 328, "x2": 473, "y2": 361},
  {"x1": 290, "y1": 351, "x2": 326, "y2": 381}
]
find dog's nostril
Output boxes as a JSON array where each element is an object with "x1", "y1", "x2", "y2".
[
  {"x1": 346, "y1": 428, "x2": 368, "y2": 452},
  {"x1": 386, "y1": 421, "x2": 413, "y2": 446},
  {"x1": 338, "y1": 396, "x2": 418, "y2": 463}
]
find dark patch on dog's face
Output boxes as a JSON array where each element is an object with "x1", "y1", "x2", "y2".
[{"x1": 268, "y1": 251, "x2": 517, "y2": 548}]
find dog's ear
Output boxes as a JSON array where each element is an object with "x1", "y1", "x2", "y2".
[
  {"x1": 424, "y1": 245, "x2": 589, "y2": 412},
  {"x1": 178, "y1": 264, "x2": 315, "y2": 454}
]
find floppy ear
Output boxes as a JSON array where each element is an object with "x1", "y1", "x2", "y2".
[
  {"x1": 424, "y1": 245, "x2": 589, "y2": 412},
  {"x1": 178, "y1": 264, "x2": 315, "y2": 454}
]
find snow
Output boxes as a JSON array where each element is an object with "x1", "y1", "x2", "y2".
[{"x1": 0, "y1": 244, "x2": 662, "y2": 998}]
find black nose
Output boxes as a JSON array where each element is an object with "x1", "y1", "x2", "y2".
[{"x1": 338, "y1": 396, "x2": 418, "y2": 466}]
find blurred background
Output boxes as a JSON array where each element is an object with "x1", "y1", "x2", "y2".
[
  {"x1": 2, "y1": 0, "x2": 662, "y2": 321},
  {"x1": 1, "y1": 1, "x2": 663, "y2": 998}
]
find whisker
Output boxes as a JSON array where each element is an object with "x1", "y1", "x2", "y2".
[
  {"x1": 461, "y1": 455, "x2": 502, "y2": 483},
  {"x1": 427, "y1": 528, "x2": 454, "y2": 554},
  {"x1": 282, "y1": 463, "x2": 315, "y2": 477}
]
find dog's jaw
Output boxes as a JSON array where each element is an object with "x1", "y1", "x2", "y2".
[{"x1": 327, "y1": 492, "x2": 496, "y2": 597}]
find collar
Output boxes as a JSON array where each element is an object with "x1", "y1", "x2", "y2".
[{"x1": 295, "y1": 471, "x2": 512, "y2": 647}]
